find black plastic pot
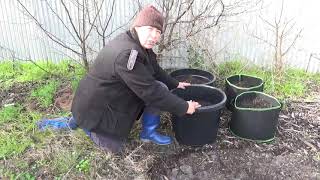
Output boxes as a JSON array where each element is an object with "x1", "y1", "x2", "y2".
[
  {"x1": 170, "y1": 68, "x2": 216, "y2": 86},
  {"x1": 229, "y1": 91, "x2": 282, "y2": 142},
  {"x1": 171, "y1": 85, "x2": 226, "y2": 146},
  {"x1": 225, "y1": 74, "x2": 264, "y2": 110}
]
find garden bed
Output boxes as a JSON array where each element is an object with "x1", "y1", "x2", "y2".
[
  {"x1": 147, "y1": 98, "x2": 320, "y2": 179},
  {"x1": 0, "y1": 72, "x2": 319, "y2": 179}
]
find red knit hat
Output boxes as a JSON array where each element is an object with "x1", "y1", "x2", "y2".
[{"x1": 132, "y1": 5, "x2": 164, "y2": 32}]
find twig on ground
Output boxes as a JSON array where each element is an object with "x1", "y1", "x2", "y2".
[{"x1": 299, "y1": 138, "x2": 318, "y2": 152}]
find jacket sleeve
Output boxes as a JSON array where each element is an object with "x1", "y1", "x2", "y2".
[
  {"x1": 153, "y1": 63, "x2": 179, "y2": 90},
  {"x1": 114, "y1": 50, "x2": 188, "y2": 116},
  {"x1": 148, "y1": 51, "x2": 179, "y2": 90}
]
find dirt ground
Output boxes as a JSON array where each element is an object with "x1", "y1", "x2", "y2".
[
  {"x1": 145, "y1": 98, "x2": 320, "y2": 180},
  {"x1": 1, "y1": 83, "x2": 319, "y2": 179}
]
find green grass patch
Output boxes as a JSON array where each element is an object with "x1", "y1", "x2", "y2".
[
  {"x1": 50, "y1": 150, "x2": 81, "y2": 175},
  {"x1": 1, "y1": 171, "x2": 36, "y2": 180},
  {"x1": 0, "y1": 60, "x2": 86, "y2": 161},
  {"x1": 0, "y1": 105, "x2": 23, "y2": 125},
  {"x1": 0, "y1": 61, "x2": 16, "y2": 78},
  {"x1": 30, "y1": 81, "x2": 60, "y2": 108},
  {"x1": 15, "y1": 62, "x2": 52, "y2": 82},
  {"x1": 0, "y1": 60, "x2": 89, "y2": 177},
  {"x1": 0, "y1": 106, "x2": 43, "y2": 159},
  {"x1": 0, "y1": 61, "x2": 17, "y2": 88},
  {"x1": 0, "y1": 133, "x2": 33, "y2": 159},
  {"x1": 0, "y1": 60, "x2": 86, "y2": 89},
  {"x1": 14, "y1": 61, "x2": 76, "y2": 83}
]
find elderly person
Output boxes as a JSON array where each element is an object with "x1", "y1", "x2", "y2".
[{"x1": 70, "y1": 5, "x2": 200, "y2": 153}]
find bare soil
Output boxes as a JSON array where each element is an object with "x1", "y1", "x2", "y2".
[
  {"x1": 237, "y1": 96, "x2": 273, "y2": 108},
  {"x1": 174, "y1": 75, "x2": 210, "y2": 84},
  {"x1": 233, "y1": 80, "x2": 253, "y2": 88},
  {"x1": 54, "y1": 83, "x2": 73, "y2": 111},
  {"x1": 0, "y1": 82, "x2": 36, "y2": 106},
  {"x1": 146, "y1": 98, "x2": 320, "y2": 179}
]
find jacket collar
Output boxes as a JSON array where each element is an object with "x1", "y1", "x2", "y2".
[
  {"x1": 127, "y1": 29, "x2": 155, "y2": 72},
  {"x1": 129, "y1": 29, "x2": 139, "y2": 41},
  {"x1": 127, "y1": 29, "x2": 151, "y2": 55}
]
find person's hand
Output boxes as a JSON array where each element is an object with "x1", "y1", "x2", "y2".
[
  {"x1": 186, "y1": 100, "x2": 201, "y2": 114},
  {"x1": 177, "y1": 82, "x2": 191, "y2": 89}
]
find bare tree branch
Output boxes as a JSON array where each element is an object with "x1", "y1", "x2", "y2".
[
  {"x1": 214, "y1": 0, "x2": 224, "y2": 26},
  {"x1": 16, "y1": 0, "x2": 130, "y2": 70},
  {"x1": 16, "y1": 0, "x2": 82, "y2": 56},
  {"x1": 61, "y1": 0, "x2": 82, "y2": 41},
  {"x1": 250, "y1": 32, "x2": 275, "y2": 47},
  {"x1": 101, "y1": 0, "x2": 116, "y2": 46},
  {"x1": 275, "y1": 0, "x2": 284, "y2": 25},
  {"x1": 44, "y1": 0, "x2": 80, "y2": 47},
  {"x1": 259, "y1": 15, "x2": 276, "y2": 29},
  {"x1": 84, "y1": 0, "x2": 104, "y2": 41},
  {"x1": 282, "y1": 29, "x2": 302, "y2": 56},
  {"x1": 253, "y1": 0, "x2": 302, "y2": 73}
]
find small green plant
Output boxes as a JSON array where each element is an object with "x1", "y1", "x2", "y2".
[
  {"x1": 216, "y1": 60, "x2": 245, "y2": 78},
  {"x1": 76, "y1": 159, "x2": 90, "y2": 173},
  {"x1": 188, "y1": 46, "x2": 206, "y2": 69},
  {"x1": 12, "y1": 172, "x2": 36, "y2": 180},
  {"x1": 0, "y1": 61, "x2": 18, "y2": 88},
  {"x1": 30, "y1": 81, "x2": 60, "y2": 108}
]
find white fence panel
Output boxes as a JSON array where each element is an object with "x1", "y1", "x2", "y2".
[{"x1": 0, "y1": 0, "x2": 319, "y2": 72}]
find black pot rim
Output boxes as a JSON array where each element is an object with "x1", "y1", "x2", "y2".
[
  {"x1": 182, "y1": 84, "x2": 227, "y2": 112},
  {"x1": 226, "y1": 74, "x2": 264, "y2": 90},
  {"x1": 170, "y1": 68, "x2": 216, "y2": 85},
  {"x1": 234, "y1": 91, "x2": 281, "y2": 111}
]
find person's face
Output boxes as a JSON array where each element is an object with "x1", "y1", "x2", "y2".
[{"x1": 135, "y1": 26, "x2": 161, "y2": 49}]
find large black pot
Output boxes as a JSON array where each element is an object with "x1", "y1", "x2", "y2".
[
  {"x1": 225, "y1": 74, "x2": 264, "y2": 110},
  {"x1": 229, "y1": 91, "x2": 282, "y2": 142},
  {"x1": 171, "y1": 85, "x2": 226, "y2": 146},
  {"x1": 170, "y1": 68, "x2": 216, "y2": 86}
]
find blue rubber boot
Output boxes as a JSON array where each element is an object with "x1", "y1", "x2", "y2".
[
  {"x1": 140, "y1": 112, "x2": 172, "y2": 145},
  {"x1": 37, "y1": 117, "x2": 78, "y2": 131},
  {"x1": 68, "y1": 116, "x2": 78, "y2": 130}
]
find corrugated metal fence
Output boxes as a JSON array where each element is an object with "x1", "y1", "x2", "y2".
[
  {"x1": 0, "y1": 0, "x2": 319, "y2": 72},
  {"x1": 0, "y1": 0, "x2": 139, "y2": 62}
]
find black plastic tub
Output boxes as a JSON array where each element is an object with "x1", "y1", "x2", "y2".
[
  {"x1": 170, "y1": 68, "x2": 216, "y2": 86},
  {"x1": 171, "y1": 85, "x2": 226, "y2": 146},
  {"x1": 225, "y1": 74, "x2": 264, "y2": 110},
  {"x1": 229, "y1": 91, "x2": 282, "y2": 142}
]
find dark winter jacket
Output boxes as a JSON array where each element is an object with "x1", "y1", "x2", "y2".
[{"x1": 71, "y1": 30, "x2": 188, "y2": 138}]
